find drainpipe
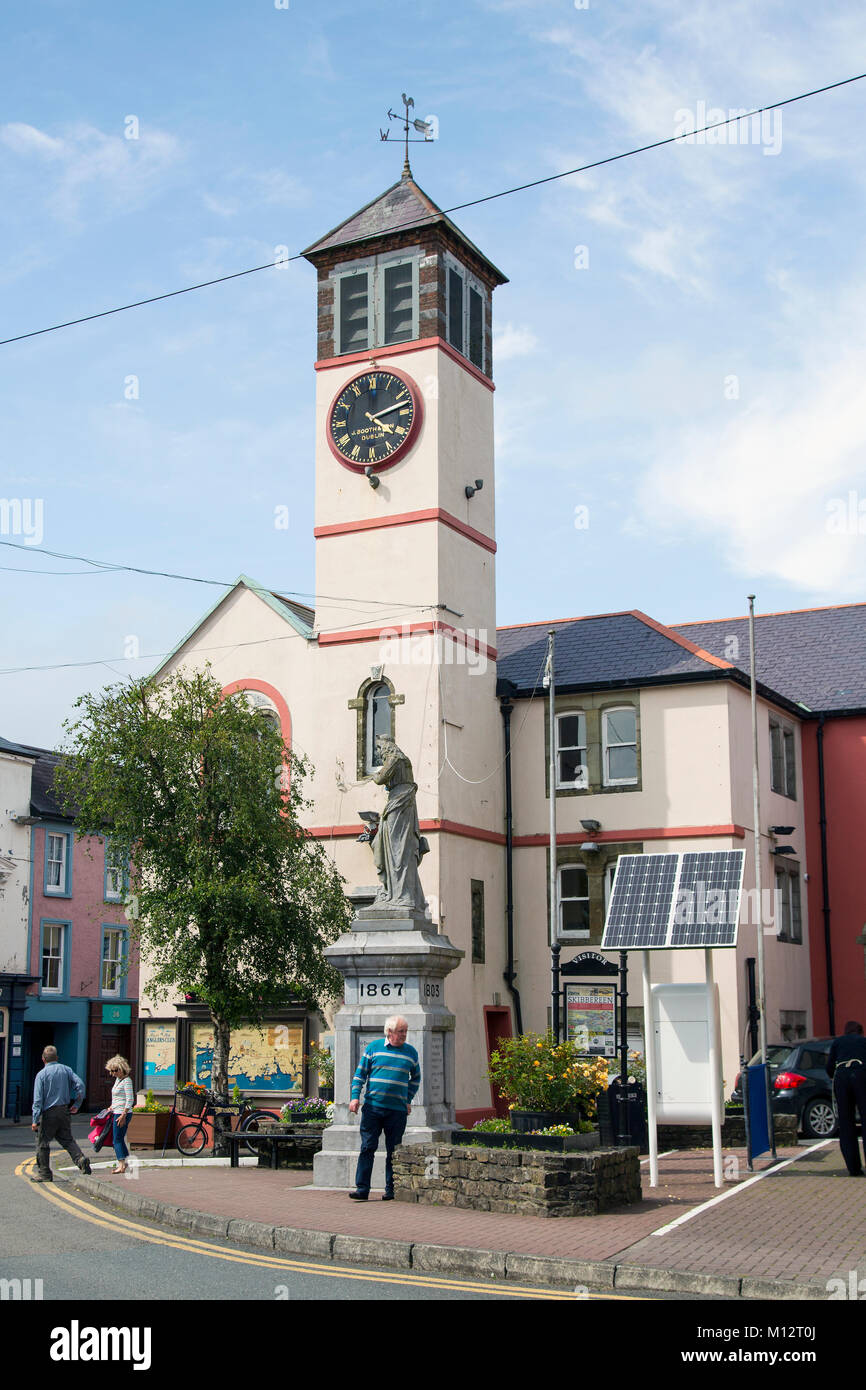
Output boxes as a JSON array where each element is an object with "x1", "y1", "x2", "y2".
[
  {"x1": 498, "y1": 682, "x2": 523, "y2": 1034},
  {"x1": 816, "y1": 714, "x2": 835, "y2": 1035}
]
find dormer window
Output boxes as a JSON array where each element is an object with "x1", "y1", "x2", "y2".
[
  {"x1": 445, "y1": 253, "x2": 487, "y2": 372},
  {"x1": 335, "y1": 252, "x2": 420, "y2": 356}
]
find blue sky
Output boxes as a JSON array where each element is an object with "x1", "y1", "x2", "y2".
[{"x1": 2, "y1": 0, "x2": 866, "y2": 747}]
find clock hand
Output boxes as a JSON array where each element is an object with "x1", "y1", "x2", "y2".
[
  {"x1": 368, "y1": 401, "x2": 407, "y2": 421},
  {"x1": 365, "y1": 412, "x2": 394, "y2": 432}
]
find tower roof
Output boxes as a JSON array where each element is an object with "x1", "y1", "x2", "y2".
[{"x1": 302, "y1": 175, "x2": 508, "y2": 286}]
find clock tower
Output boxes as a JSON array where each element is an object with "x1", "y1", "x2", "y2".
[
  {"x1": 302, "y1": 171, "x2": 507, "y2": 642},
  {"x1": 303, "y1": 172, "x2": 509, "y2": 1129}
]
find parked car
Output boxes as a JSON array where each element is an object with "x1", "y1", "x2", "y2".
[{"x1": 729, "y1": 1039, "x2": 838, "y2": 1138}]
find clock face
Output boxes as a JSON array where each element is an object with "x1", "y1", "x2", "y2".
[{"x1": 327, "y1": 369, "x2": 422, "y2": 472}]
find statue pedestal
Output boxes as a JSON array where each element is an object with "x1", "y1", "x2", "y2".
[{"x1": 312, "y1": 912, "x2": 464, "y2": 1191}]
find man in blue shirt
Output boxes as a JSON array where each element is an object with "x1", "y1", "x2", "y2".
[
  {"x1": 31, "y1": 1045, "x2": 91, "y2": 1182},
  {"x1": 348, "y1": 1015, "x2": 420, "y2": 1201}
]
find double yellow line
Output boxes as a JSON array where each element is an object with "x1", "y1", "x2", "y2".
[{"x1": 16, "y1": 1157, "x2": 638, "y2": 1300}]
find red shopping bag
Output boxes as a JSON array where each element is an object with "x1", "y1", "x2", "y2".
[{"x1": 89, "y1": 1107, "x2": 113, "y2": 1151}]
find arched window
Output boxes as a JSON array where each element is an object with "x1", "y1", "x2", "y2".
[
  {"x1": 349, "y1": 674, "x2": 403, "y2": 780},
  {"x1": 241, "y1": 689, "x2": 281, "y2": 734},
  {"x1": 220, "y1": 680, "x2": 292, "y2": 792},
  {"x1": 366, "y1": 682, "x2": 392, "y2": 773}
]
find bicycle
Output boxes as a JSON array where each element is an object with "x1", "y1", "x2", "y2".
[{"x1": 174, "y1": 1092, "x2": 280, "y2": 1157}]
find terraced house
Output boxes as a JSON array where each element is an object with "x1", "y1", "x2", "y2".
[{"x1": 0, "y1": 738, "x2": 138, "y2": 1117}]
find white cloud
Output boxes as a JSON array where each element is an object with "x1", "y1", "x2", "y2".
[
  {"x1": 250, "y1": 169, "x2": 310, "y2": 206},
  {"x1": 202, "y1": 192, "x2": 240, "y2": 218},
  {"x1": 495, "y1": 322, "x2": 539, "y2": 361},
  {"x1": 1, "y1": 123, "x2": 64, "y2": 158},
  {"x1": 202, "y1": 169, "x2": 310, "y2": 219},
  {"x1": 534, "y1": 6, "x2": 866, "y2": 296},
  {"x1": 0, "y1": 120, "x2": 183, "y2": 222},
  {"x1": 631, "y1": 283, "x2": 866, "y2": 594}
]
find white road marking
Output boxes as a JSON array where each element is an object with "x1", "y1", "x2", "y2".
[{"x1": 651, "y1": 1139, "x2": 833, "y2": 1236}]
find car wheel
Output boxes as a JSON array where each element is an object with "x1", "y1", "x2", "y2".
[{"x1": 802, "y1": 1097, "x2": 838, "y2": 1138}]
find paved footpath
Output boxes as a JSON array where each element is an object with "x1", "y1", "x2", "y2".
[{"x1": 50, "y1": 1139, "x2": 866, "y2": 1299}]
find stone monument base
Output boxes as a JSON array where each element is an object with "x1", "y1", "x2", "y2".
[
  {"x1": 313, "y1": 1121, "x2": 458, "y2": 1191},
  {"x1": 312, "y1": 908, "x2": 464, "y2": 1191}
]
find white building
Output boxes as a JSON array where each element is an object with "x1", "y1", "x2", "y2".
[
  {"x1": 139, "y1": 173, "x2": 813, "y2": 1119},
  {"x1": 0, "y1": 736, "x2": 38, "y2": 1116}
]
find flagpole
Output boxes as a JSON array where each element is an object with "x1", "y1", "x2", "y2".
[
  {"x1": 748, "y1": 594, "x2": 775, "y2": 1156},
  {"x1": 546, "y1": 630, "x2": 560, "y2": 1037}
]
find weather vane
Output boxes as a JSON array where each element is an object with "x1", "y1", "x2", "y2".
[{"x1": 380, "y1": 94, "x2": 435, "y2": 179}]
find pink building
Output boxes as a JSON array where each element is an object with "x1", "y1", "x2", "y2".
[{"x1": 21, "y1": 745, "x2": 139, "y2": 1115}]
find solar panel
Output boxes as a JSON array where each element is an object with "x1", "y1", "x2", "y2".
[
  {"x1": 601, "y1": 854, "x2": 679, "y2": 949},
  {"x1": 670, "y1": 850, "x2": 745, "y2": 948},
  {"x1": 601, "y1": 849, "x2": 746, "y2": 950}
]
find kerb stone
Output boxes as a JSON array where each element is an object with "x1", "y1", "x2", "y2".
[
  {"x1": 332, "y1": 1235, "x2": 413, "y2": 1269},
  {"x1": 412, "y1": 1243, "x2": 507, "y2": 1278},
  {"x1": 226, "y1": 1218, "x2": 275, "y2": 1250}
]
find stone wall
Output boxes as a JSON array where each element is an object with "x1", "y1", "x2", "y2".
[{"x1": 393, "y1": 1143, "x2": 641, "y2": 1218}]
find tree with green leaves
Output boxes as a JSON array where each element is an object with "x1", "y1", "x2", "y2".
[{"x1": 56, "y1": 667, "x2": 350, "y2": 1147}]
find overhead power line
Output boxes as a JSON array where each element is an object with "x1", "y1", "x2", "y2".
[
  {"x1": 1, "y1": 71, "x2": 864, "y2": 349},
  {"x1": 0, "y1": 539, "x2": 431, "y2": 611}
]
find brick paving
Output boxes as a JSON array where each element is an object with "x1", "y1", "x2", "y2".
[
  {"x1": 75, "y1": 1143, "x2": 856, "y2": 1277},
  {"x1": 617, "y1": 1142, "x2": 866, "y2": 1284}
]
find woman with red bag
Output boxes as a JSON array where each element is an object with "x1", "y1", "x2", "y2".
[{"x1": 105, "y1": 1055, "x2": 135, "y2": 1174}]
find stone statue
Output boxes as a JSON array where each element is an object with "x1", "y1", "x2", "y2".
[{"x1": 362, "y1": 736, "x2": 429, "y2": 911}]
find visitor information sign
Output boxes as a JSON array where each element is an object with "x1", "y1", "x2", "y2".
[{"x1": 565, "y1": 984, "x2": 617, "y2": 1056}]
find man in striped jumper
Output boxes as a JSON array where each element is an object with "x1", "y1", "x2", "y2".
[{"x1": 348, "y1": 1015, "x2": 421, "y2": 1201}]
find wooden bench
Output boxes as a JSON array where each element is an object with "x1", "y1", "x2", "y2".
[{"x1": 224, "y1": 1129, "x2": 322, "y2": 1170}]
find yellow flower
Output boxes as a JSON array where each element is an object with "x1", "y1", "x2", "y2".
[
  {"x1": 533, "y1": 1060, "x2": 540, "y2": 1067},
  {"x1": 536, "y1": 1042, "x2": 543, "y2": 1048}
]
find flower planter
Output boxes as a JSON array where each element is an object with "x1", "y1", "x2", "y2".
[
  {"x1": 398, "y1": 1143, "x2": 640, "y2": 1215},
  {"x1": 126, "y1": 1112, "x2": 172, "y2": 1150},
  {"x1": 510, "y1": 1109, "x2": 585, "y2": 1133},
  {"x1": 452, "y1": 1129, "x2": 599, "y2": 1153}
]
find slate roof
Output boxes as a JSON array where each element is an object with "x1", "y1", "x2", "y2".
[
  {"x1": 496, "y1": 602, "x2": 866, "y2": 717},
  {"x1": 0, "y1": 735, "x2": 38, "y2": 760},
  {"x1": 28, "y1": 748, "x2": 69, "y2": 820},
  {"x1": 496, "y1": 610, "x2": 737, "y2": 697},
  {"x1": 301, "y1": 174, "x2": 508, "y2": 285},
  {"x1": 270, "y1": 594, "x2": 315, "y2": 630},
  {"x1": 674, "y1": 603, "x2": 866, "y2": 715},
  {"x1": 0, "y1": 739, "x2": 72, "y2": 819}
]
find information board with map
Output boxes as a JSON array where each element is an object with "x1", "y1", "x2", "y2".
[
  {"x1": 143, "y1": 1022, "x2": 177, "y2": 1093},
  {"x1": 565, "y1": 984, "x2": 616, "y2": 1056},
  {"x1": 191, "y1": 1023, "x2": 304, "y2": 1093}
]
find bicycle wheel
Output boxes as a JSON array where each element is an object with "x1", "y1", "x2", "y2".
[
  {"x1": 175, "y1": 1122, "x2": 207, "y2": 1156},
  {"x1": 241, "y1": 1110, "x2": 279, "y2": 1157}
]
